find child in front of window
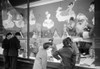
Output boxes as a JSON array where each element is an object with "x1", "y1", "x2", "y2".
[{"x1": 33, "y1": 42, "x2": 52, "y2": 69}]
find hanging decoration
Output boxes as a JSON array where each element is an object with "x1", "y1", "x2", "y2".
[
  {"x1": 53, "y1": 29, "x2": 60, "y2": 39},
  {"x1": 2, "y1": 11, "x2": 14, "y2": 29},
  {"x1": 29, "y1": 10, "x2": 36, "y2": 25},
  {"x1": 14, "y1": 14, "x2": 25, "y2": 28},
  {"x1": 43, "y1": 11, "x2": 54, "y2": 29},
  {"x1": 89, "y1": 1, "x2": 94, "y2": 12},
  {"x1": 61, "y1": 24, "x2": 69, "y2": 39},
  {"x1": 2, "y1": 0, "x2": 25, "y2": 31},
  {"x1": 89, "y1": 1, "x2": 95, "y2": 25},
  {"x1": 56, "y1": 0, "x2": 76, "y2": 23}
]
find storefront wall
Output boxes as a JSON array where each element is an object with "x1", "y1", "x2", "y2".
[{"x1": 0, "y1": 0, "x2": 99, "y2": 69}]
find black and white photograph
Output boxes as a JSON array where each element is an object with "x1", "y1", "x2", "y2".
[{"x1": 0, "y1": 0, "x2": 100, "y2": 69}]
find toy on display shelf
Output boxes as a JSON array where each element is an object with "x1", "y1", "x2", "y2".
[
  {"x1": 72, "y1": 36, "x2": 83, "y2": 42},
  {"x1": 82, "y1": 31, "x2": 90, "y2": 39},
  {"x1": 19, "y1": 39, "x2": 27, "y2": 58},
  {"x1": 72, "y1": 36, "x2": 95, "y2": 66},
  {"x1": 32, "y1": 32, "x2": 38, "y2": 39}
]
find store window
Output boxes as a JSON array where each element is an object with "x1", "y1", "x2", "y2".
[{"x1": 1, "y1": 0, "x2": 95, "y2": 66}]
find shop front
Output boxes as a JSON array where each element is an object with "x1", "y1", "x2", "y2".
[{"x1": 0, "y1": 0, "x2": 99, "y2": 69}]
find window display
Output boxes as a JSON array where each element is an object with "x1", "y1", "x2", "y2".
[
  {"x1": 75, "y1": 40, "x2": 95, "y2": 66},
  {"x1": 19, "y1": 39, "x2": 27, "y2": 58},
  {"x1": 1, "y1": 0, "x2": 95, "y2": 68}
]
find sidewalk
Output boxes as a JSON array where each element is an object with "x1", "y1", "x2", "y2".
[{"x1": 0, "y1": 66, "x2": 3, "y2": 69}]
